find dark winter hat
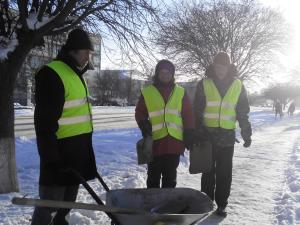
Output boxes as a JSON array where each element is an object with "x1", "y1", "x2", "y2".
[
  {"x1": 64, "y1": 28, "x2": 94, "y2": 51},
  {"x1": 213, "y1": 52, "x2": 230, "y2": 65},
  {"x1": 154, "y1": 59, "x2": 175, "y2": 76}
]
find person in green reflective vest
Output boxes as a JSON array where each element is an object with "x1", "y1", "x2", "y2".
[
  {"x1": 31, "y1": 29, "x2": 97, "y2": 225},
  {"x1": 194, "y1": 52, "x2": 252, "y2": 217},
  {"x1": 135, "y1": 59, "x2": 195, "y2": 188}
]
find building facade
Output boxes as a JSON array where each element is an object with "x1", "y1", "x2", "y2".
[{"x1": 14, "y1": 32, "x2": 101, "y2": 106}]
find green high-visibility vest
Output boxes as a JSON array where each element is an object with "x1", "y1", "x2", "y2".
[
  {"x1": 46, "y1": 60, "x2": 93, "y2": 139},
  {"x1": 203, "y1": 78, "x2": 242, "y2": 129},
  {"x1": 142, "y1": 84, "x2": 185, "y2": 141}
]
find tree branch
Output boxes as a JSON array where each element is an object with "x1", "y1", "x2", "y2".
[
  {"x1": 37, "y1": 0, "x2": 77, "y2": 34},
  {"x1": 37, "y1": 0, "x2": 50, "y2": 21},
  {"x1": 52, "y1": 0, "x2": 66, "y2": 16},
  {"x1": 47, "y1": 0, "x2": 114, "y2": 36},
  {"x1": 17, "y1": 0, "x2": 29, "y2": 30}
]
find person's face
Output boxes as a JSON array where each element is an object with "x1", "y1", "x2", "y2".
[
  {"x1": 214, "y1": 64, "x2": 229, "y2": 80},
  {"x1": 158, "y1": 68, "x2": 173, "y2": 84},
  {"x1": 70, "y1": 49, "x2": 92, "y2": 68}
]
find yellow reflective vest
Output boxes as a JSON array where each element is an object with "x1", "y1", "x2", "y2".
[
  {"x1": 47, "y1": 60, "x2": 93, "y2": 139},
  {"x1": 203, "y1": 78, "x2": 242, "y2": 129},
  {"x1": 141, "y1": 84, "x2": 185, "y2": 141}
]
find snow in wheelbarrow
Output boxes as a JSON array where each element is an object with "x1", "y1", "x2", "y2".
[{"x1": 106, "y1": 187, "x2": 214, "y2": 225}]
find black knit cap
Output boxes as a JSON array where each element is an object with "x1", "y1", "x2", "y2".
[
  {"x1": 153, "y1": 59, "x2": 175, "y2": 85},
  {"x1": 154, "y1": 59, "x2": 175, "y2": 77},
  {"x1": 64, "y1": 28, "x2": 94, "y2": 51}
]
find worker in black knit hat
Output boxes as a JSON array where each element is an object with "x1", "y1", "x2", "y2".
[
  {"x1": 31, "y1": 28, "x2": 97, "y2": 225},
  {"x1": 64, "y1": 28, "x2": 94, "y2": 51},
  {"x1": 58, "y1": 28, "x2": 94, "y2": 70}
]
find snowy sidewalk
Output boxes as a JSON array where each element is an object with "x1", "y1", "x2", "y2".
[
  {"x1": 1, "y1": 108, "x2": 300, "y2": 225},
  {"x1": 176, "y1": 114, "x2": 300, "y2": 225}
]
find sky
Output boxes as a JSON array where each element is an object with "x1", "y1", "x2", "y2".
[
  {"x1": 100, "y1": 0, "x2": 300, "y2": 88},
  {"x1": 1, "y1": 106, "x2": 300, "y2": 224},
  {"x1": 259, "y1": 0, "x2": 300, "y2": 83}
]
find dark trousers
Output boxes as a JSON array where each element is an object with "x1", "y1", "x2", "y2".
[
  {"x1": 201, "y1": 145, "x2": 234, "y2": 208},
  {"x1": 147, "y1": 154, "x2": 180, "y2": 188},
  {"x1": 31, "y1": 184, "x2": 79, "y2": 225}
]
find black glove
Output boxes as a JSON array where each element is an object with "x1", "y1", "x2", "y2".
[
  {"x1": 184, "y1": 129, "x2": 195, "y2": 150},
  {"x1": 138, "y1": 120, "x2": 152, "y2": 138},
  {"x1": 243, "y1": 139, "x2": 251, "y2": 148}
]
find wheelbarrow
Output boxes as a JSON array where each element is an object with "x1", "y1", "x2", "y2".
[
  {"x1": 106, "y1": 187, "x2": 213, "y2": 225},
  {"x1": 12, "y1": 170, "x2": 214, "y2": 225}
]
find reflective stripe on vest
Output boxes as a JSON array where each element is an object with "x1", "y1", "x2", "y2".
[
  {"x1": 141, "y1": 84, "x2": 184, "y2": 141},
  {"x1": 203, "y1": 79, "x2": 242, "y2": 129},
  {"x1": 47, "y1": 61, "x2": 93, "y2": 139}
]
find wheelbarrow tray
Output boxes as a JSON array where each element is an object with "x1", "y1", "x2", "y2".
[{"x1": 106, "y1": 187, "x2": 214, "y2": 225}]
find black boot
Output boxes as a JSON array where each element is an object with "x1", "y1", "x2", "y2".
[{"x1": 215, "y1": 207, "x2": 227, "y2": 217}]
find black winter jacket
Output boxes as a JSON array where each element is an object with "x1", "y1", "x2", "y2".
[
  {"x1": 34, "y1": 50, "x2": 97, "y2": 185},
  {"x1": 193, "y1": 64, "x2": 252, "y2": 147}
]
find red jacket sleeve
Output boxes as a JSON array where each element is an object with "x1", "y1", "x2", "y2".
[
  {"x1": 182, "y1": 91, "x2": 195, "y2": 129},
  {"x1": 135, "y1": 94, "x2": 149, "y2": 124}
]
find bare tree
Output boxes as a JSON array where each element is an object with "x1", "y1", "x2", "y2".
[
  {"x1": 92, "y1": 69, "x2": 147, "y2": 106},
  {"x1": 0, "y1": 0, "x2": 160, "y2": 193},
  {"x1": 126, "y1": 70, "x2": 133, "y2": 104},
  {"x1": 154, "y1": 0, "x2": 291, "y2": 81},
  {"x1": 93, "y1": 70, "x2": 121, "y2": 105}
]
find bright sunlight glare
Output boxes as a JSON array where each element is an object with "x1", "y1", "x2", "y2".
[{"x1": 260, "y1": 0, "x2": 300, "y2": 83}]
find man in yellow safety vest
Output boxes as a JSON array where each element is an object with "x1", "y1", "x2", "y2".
[
  {"x1": 194, "y1": 52, "x2": 252, "y2": 217},
  {"x1": 31, "y1": 28, "x2": 97, "y2": 225}
]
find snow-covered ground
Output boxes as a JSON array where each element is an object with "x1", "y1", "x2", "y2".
[{"x1": 1, "y1": 107, "x2": 300, "y2": 225}]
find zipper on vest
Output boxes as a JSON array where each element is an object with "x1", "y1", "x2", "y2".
[{"x1": 164, "y1": 87, "x2": 176, "y2": 129}]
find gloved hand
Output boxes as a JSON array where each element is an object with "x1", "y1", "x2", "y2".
[
  {"x1": 138, "y1": 120, "x2": 152, "y2": 138},
  {"x1": 184, "y1": 129, "x2": 195, "y2": 150},
  {"x1": 243, "y1": 139, "x2": 252, "y2": 148}
]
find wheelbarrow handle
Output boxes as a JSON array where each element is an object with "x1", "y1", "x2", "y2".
[
  {"x1": 12, "y1": 197, "x2": 147, "y2": 214},
  {"x1": 70, "y1": 169, "x2": 120, "y2": 225},
  {"x1": 96, "y1": 172, "x2": 110, "y2": 192}
]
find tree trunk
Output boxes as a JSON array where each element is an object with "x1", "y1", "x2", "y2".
[
  {"x1": 0, "y1": 40, "x2": 33, "y2": 193},
  {"x1": 0, "y1": 73, "x2": 18, "y2": 193}
]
